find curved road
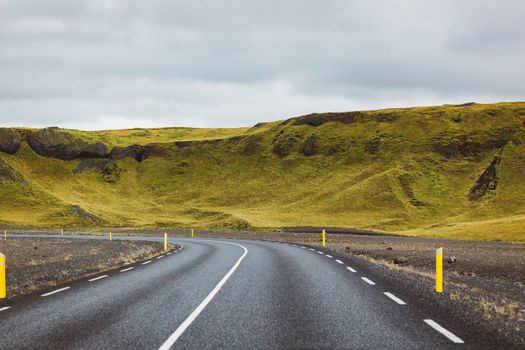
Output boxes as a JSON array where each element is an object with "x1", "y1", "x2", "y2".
[{"x1": 0, "y1": 235, "x2": 506, "y2": 349}]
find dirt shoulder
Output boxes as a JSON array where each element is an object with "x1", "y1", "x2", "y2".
[{"x1": 0, "y1": 237, "x2": 166, "y2": 302}]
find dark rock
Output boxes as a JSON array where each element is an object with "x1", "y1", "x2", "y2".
[
  {"x1": 273, "y1": 137, "x2": 296, "y2": 157},
  {"x1": 372, "y1": 112, "x2": 399, "y2": 122},
  {"x1": 242, "y1": 136, "x2": 262, "y2": 156},
  {"x1": 394, "y1": 256, "x2": 408, "y2": 264},
  {"x1": 28, "y1": 127, "x2": 108, "y2": 160},
  {"x1": 386, "y1": 246, "x2": 393, "y2": 250},
  {"x1": 301, "y1": 135, "x2": 318, "y2": 156},
  {"x1": 110, "y1": 145, "x2": 146, "y2": 162},
  {"x1": 69, "y1": 205, "x2": 107, "y2": 224},
  {"x1": 101, "y1": 162, "x2": 121, "y2": 183},
  {"x1": 74, "y1": 159, "x2": 112, "y2": 174},
  {"x1": 432, "y1": 130, "x2": 512, "y2": 159},
  {"x1": 447, "y1": 256, "x2": 458, "y2": 264},
  {"x1": 469, "y1": 152, "x2": 501, "y2": 200},
  {"x1": 293, "y1": 111, "x2": 363, "y2": 127},
  {"x1": 0, "y1": 128, "x2": 21, "y2": 154},
  {"x1": 452, "y1": 115, "x2": 462, "y2": 123}
]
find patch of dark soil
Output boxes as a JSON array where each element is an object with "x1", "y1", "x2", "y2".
[
  {"x1": 0, "y1": 128, "x2": 21, "y2": 154},
  {"x1": 469, "y1": 151, "x2": 502, "y2": 200},
  {"x1": 364, "y1": 137, "x2": 381, "y2": 154},
  {"x1": 28, "y1": 127, "x2": 108, "y2": 160},
  {"x1": 293, "y1": 111, "x2": 363, "y2": 127},
  {"x1": 69, "y1": 205, "x2": 107, "y2": 225},
  {"x1": 242, "y1": 136, "x2": 262, "y2": 156},
  {"x1": 301, "y1": 135, "x2": 318, "y2": 156},
  {"x1": 0, "y1": 159, "x2": 25, "y2": 183}
]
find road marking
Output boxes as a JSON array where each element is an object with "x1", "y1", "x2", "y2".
[
  {"x1": 301, "y1": 246, "x2": 306, "y2": 249},
  {"x1": 292, "y1": 244, "x2": 297, "y2": 247},
  {"x1": 41, "y1": 287, "x2": 71, "y2": 297},
  {"x1": 120, "y1": 267, "x2": 134, "y2": 272},
  {"x1": 384, "y1": 292, "x2": 406, "y2": 305},
  {"x1": 317, "y1": 251, "x2": 324, "y2": 254},
  {"x1": 167, "y1": 252, "x2": 172, "y2": 255},
  {"x1": 335, "y1": 259, "x2": 343, "y2": 264},
  {"x1": 361, "y1": 277, "x2": 375, "y2": 285},
  {"x1": 309, "y1": 248, "x2": 315, "y2": 251},
  {"x1": 142, "y1": 260, "x2": 152, "y2": 265},
  {"x1": 424, "y1": 319, "x2": 464, "y2": 344},
  {"x1": 159, "y1": 241, "x2": 248, "y2": 350},
  {"x1": 88, "y1": 275, "x2": 108, "y2": 282},
  {"x1": 346, "y1": 266, "x2": 357, "y2": 273},
  {"x1": 156, "y1": 255, "x2": 165, "y2": 259},
  {"x1": 326, "y1": 255, "x2": 333, "y2": 258},
  {"x1": 0, "y1": 306, "x2": 10, "y2": 312}
]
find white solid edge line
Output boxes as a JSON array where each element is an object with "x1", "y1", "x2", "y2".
[
  {"x1": 88, "y1": 275, "x2": 108, "y2": 282},
  {"x1": 424, "y1": 319, "x2": 464, "y2": 344},
  {"x1": 142, "y1": 260, "x2": 152, "y2": 265},
  {"x1": 335, "y1": 259, "x2": 344, "y2": 264},
  {"x1": 0, "y1": 306, "x2": 11, "y2": 312},
  {"x1": 120, "y1": 267, "x2": 134, "y2": 272},
  {"x1": 158, "y1": 241, "x2": 248, "y2": 350},
  {"x1": 346, "y1": 266, "x2": 356, "y2": 273},
  {"x1": 326, "y1": 255, "x2": 333, "y2": 258},
  {"x1": 41, "y1": 286, "x2": 71, "y2": 297},
  {"x1": 384, "y1": 292, "x2": 406, "y2": 305},
  {"x1": 361, "y1": 277, "x2": 375, "y2": 285}
]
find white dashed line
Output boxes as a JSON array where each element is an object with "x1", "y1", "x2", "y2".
[
  {"x1": 142, "y1": 260, "x2": 152, "y2": 265},
  {"x1": 89, "y1": 275, "x2": 108, "y2": 282},
  {"x1": 361, "y1": 277, "x2": 375, "y2": 285},
  {"x1": 156, "y1": 255, "x2": 165, "y2": 259},
  {"x1": 167, "y1": 252, "x2": 172, "y2": 255},
  {"x1": 335, "y1": 259, "x2": 344, "y2": 264},
  {"x1": 346, "y1": 266, "x2": 357, "y2": 273},
  {"x1": 326, "y1": 255, "x2": 333, "y2": 258},
  {"x1": 317, "y1": 251, "x2": 324, "y2": 254},
  {"x1": 292, "y1": 244, "x2": 297, "y2": 247},
  {"x1": 0, "y1": 306, "x2": 10, "y2": 312},
  {"x1": 301, "y1": 246, "x2": 306, "y2": 249},
  {"x1": 309, "y1": 248, "x2": 315, "y2": 251},
  {"x1": 424, "y1": 319, "x2": 464, "y2": 344},
  {"x1": 41, "y1": 286, "x2": 71, "y2": 297},
  {"x1": 120, "y1": 267, "x2": 134, "y2": 272},
  {"x1": 384, "y1": 292, "x2": 406, "y2": 305}
]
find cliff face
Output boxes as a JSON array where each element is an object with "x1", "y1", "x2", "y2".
[{"x1": 1, "y1": 102, "x2": 525, "y2": 241}]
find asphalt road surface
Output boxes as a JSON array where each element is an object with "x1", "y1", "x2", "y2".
[{"x1": 0, "y1": 235, "x2": 509, "y2": 349}]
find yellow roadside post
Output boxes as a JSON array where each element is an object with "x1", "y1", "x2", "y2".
[
  {"x1": 0, "y1": 253, "x2": 6, "y2": 299},
  {"x1": 3, "y1": 230, "x2": 6, "y2": 241},
  {"x1": 436, "y1": 247, "x2": 443, "y2": 293},
  {"x1": 191, "y1": 228, "x2": 194, "y2": 238},
  {"x1": 164, "y1": 233, "x2": 168, "y2": 251},
  {"x1": 322, "y1": 229, "x2": 326, "y2": 248},
  {"x1": 61, "y1": 229, "x2": 64, "y2": 236},
  {"x1": 109, "y1": 232, "x2": 113, "y2": 241}
]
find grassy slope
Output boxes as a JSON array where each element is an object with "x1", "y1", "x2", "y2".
[{"x1": 1, "y1": 102, "x2": 525, "y2": 242}]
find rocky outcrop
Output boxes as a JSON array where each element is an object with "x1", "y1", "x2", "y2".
[
  {"x1": 432, "y1": 131, "x2": 511, "y2": 159},
  {"x1": 301, "y1": 135, "x2": 318, "y2": 156},
  {"x1": 69, "y1": 205, "x2": 107, "y2": 224},
  {"x1": 469, "y1": 152, "x2": 502, "y2": 201},
  {"x1": 28, "y1": 127, "x2": 108, "y2": 160},
  {"x1": 293, "y1": 111, "x2": 363, "y2": 127},
  {"x1": 0, "y1": 128, "x2": 21, "y2": 154},
  {"x1": 273, "y1": 137, "x2": 296, "y2": 157}
]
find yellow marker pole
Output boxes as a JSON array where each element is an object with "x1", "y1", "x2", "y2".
[
  {"x1": 109, "y1": 232, "x2": 113, "y2": 241},
  {"x1": 3, "y1": 230, "x2": 6, "y2": 241},
  {"x1": 436, "y1": 247, "x2": 443, "y2": 293},
  {"x1": 322, "y1": 229, "x2": 326, "y2": 248},
  {"x1": 164, "y1": 233, "x2": 168, "y2": 251},
  {"x1": 61, "y1": 229, "x2": 64, "y2": 236},
  {"x1": 191, "y1": 228, "x2": 194, "y2": 238},
  {"x1": 0, "y1": 253, "x2": 6, "y2": 299}
]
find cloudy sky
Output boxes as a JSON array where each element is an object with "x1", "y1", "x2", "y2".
[{"x1": 0, "y1": 0, "x2": 523, "y2": 130}]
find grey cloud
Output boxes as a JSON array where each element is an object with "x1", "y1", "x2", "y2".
[{"x1": 0, "y1": 0, "x2": 523, "y2": 129}]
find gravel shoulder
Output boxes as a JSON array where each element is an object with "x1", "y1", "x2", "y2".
[{"x1": 0, "y1": 237, "x2": 167, "y2": 302}]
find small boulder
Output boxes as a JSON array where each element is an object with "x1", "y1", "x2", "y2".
[
  {"x1": 447, "y1": 256, "x2": 457, "y2": 264},
  {"x1": 386, "y1": 246, "x2": 393, "y2": 250},
  {"x1": 0, "y1": 128, "x2": 21, "y2": 154},
  {"x1": 393, "y1": 256, "x2": 408, "y2": 264}
]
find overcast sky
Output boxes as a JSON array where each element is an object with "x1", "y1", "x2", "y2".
[{"x1": 0, "y1": 0, "x2": 524, "y2": 130}]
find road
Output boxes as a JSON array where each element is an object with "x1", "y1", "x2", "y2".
[{"x1": 0, "y1": 235, "x2": 507, "y2": 349}]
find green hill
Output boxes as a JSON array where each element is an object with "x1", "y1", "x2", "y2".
[{"x1": 1, "y1": 102, "x2": 525, "y2": 242}]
